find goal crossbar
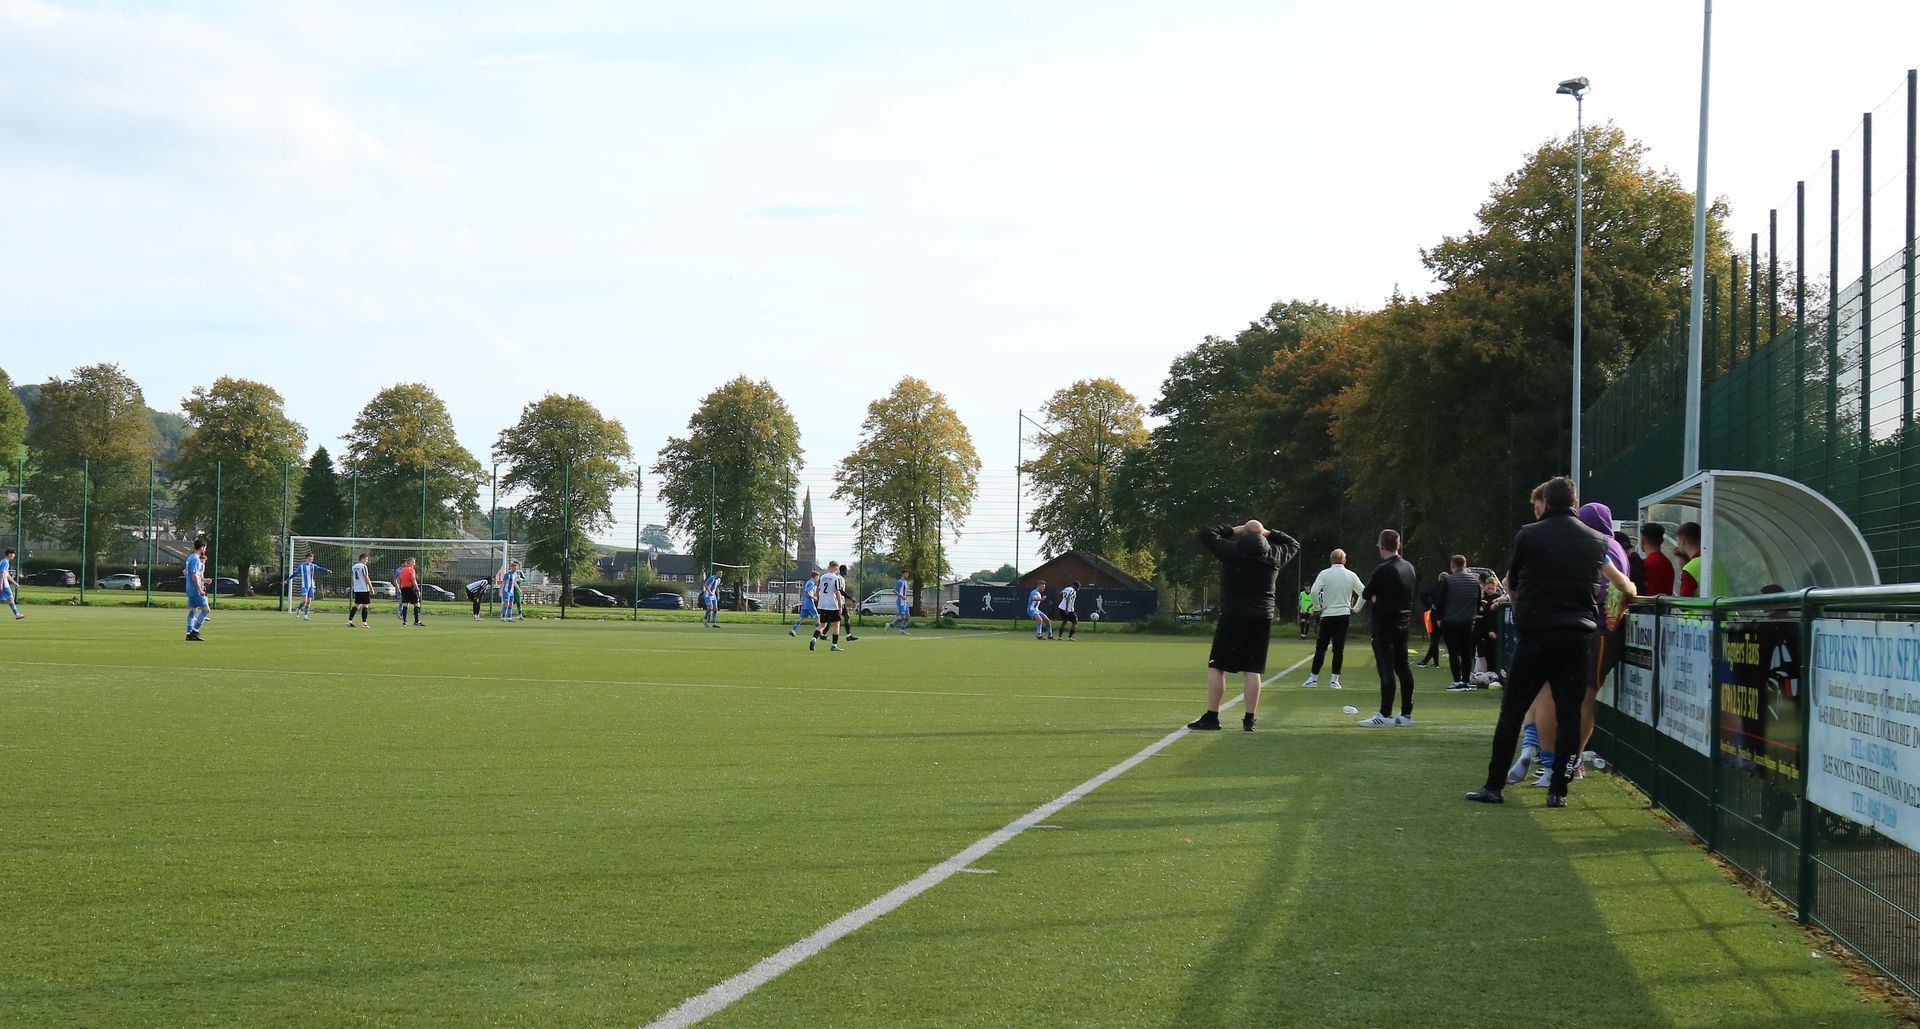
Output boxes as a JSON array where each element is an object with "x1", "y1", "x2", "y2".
[{"x1": 282, "y1": 535, "x2": 514, "y2": 613}]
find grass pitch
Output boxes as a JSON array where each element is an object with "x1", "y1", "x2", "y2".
[{"x1": 0, "y1": 608, "x2": 1900, "y2": 1027}]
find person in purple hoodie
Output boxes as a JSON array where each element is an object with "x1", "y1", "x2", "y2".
[{"x1": 1578, "y1": 501, "x2": 1631, "y2": 762}]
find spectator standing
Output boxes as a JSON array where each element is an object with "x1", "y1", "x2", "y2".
[
  {"x1": 1303, "y1": 549, "x2": 1365, "y2": 690},
  {"x1": 1358, "y1": 530, "x2": 1418, "y2": 728},
  {"x1": 1417, "y1": 573, "x2": 1447, "y2": 668},
  {"x1": 1640, "y1": 523, "x2": 1676, "y2": 596},
  {"x1": 1467, "y1": 477, "x2": 1636, "y2": 808},
  {"x1": 1440, "y1": 556, "x2": 1481, "y2": 689},
  {"x1": 1186, "y1": 520, "x2": 1301, "y2": 733}
]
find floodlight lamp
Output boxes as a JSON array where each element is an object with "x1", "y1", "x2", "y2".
[{"x1": 1556, "y1": 77, "x2": 1590, "y2": 97}]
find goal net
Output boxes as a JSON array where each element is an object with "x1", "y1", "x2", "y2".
[{"x1": 283, "y1": 536, "x2": 518, "y2": 615}]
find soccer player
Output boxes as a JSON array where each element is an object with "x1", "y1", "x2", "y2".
[
  {"x1": 465, "y1": 577, "x2": 491, "y2": 620},
  {"x1": 812, "y1": 561, "x2": 846, "y2": 651},
  {"x1": 885, "y1": 572, "x2": 910, "y2": 634},
  {"x1": 1058, "y1": 581, "x2": 1080, "y2": 640},
  {"x1": 184, "y1": 537, "x2": 211, "y2": 641},
  {"x1": 790, "y1": 571, "x2": 820, "y2": 637},
  {"x1": 392, "y1": 560, "x2": 407, "y2": 621},
  {"x1": 397, "y1": 557, "x2": 423, "y2": 626},
  {"x1": 1028, "y1": 580, "x2": 1054, "y2": 640},
  {"x1": 0, "y1": 546, "x2": 21, "y2": 620},
  {"x1": 286, "y1": 553, "x2": 330, "y2": 620},
  {"x1": 499, "y1": 560, "x2": 522, "y2": 621},
  {"x1": 348, "y1": 552, "x2": 373, "y2": 628},
  {"x1": 702, "y1": 572, "x2": 721, "y2": 625}
]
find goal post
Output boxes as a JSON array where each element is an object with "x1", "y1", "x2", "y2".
[{"x1": 282, "y1": 535, "x2": 515, "y2": 615}]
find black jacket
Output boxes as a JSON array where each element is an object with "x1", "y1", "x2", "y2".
[
  {"x1": 1507, "y1": 507, "x2": 1608, "y2": 634},
  {"x1": 1441, "y1": 569, "x2": 1481, "y2": 623},
  {"x1": 1363, "y1": 554, "x2": 1417, "y2": 627},
  {"x1": 1200, "y1": 525, "x2": 1301, "y2": 620}
]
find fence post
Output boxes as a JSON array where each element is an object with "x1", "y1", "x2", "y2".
[
  {"x1": 213, "y1": 461, "x2": 222, "y2": 608},
  {"x1": 282, "y1": 460, "x2": 290, "y2": 613},
  {"x1": 1796, "y1": 588, "x2": 1822, "y2": 925},
  {"x1": 1830, "y1": 150, "x2": 1842, "y2": 473},
  {"x1": 1707, "y1": 598, "x2": 1725, "y2": 850},
  {"x1": 562, "y1": 453, "x2": 571, "y2": 620},
  {"x1": 633, "y1": 468, "x2": 641, "y2": 622},
  {"x1": 1795, "y1": 181, "x2": 1807, "y2": 481},
  {"x1": 1903, "y1": 70, "x2": 1918, "y2": 582},
  {"x1": 145, "y1": 459, "x2": 154, "y2": 608},
  {"x1": 1650, "y1": 602, "x2": 1665, "y2": 811},
  {"x1": 1862, "y1": 111, "x2": 1874, "y2": 451},
  {"x1": 79, "y1": 458, "x2": 88, "y2": 605}
]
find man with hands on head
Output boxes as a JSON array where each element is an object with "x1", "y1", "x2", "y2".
[{"x1": 1188, "y1": 519, "x2": 1301, "y2": 733}]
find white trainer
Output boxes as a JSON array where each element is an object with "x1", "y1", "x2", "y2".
[
  {"x1": 1357, "y1": 713, "x2": 1395, "y2": 727},
  {"x1": 1394, "y1": 714, "x2": 1414, "y2": 726},
  {"x1": 1302, "y1": 674, "x2": 1319, "y2": 689},
  {"x1": 1531, "y1": 767, "x2": 1554, "y2": 788},
  {"x1": 1329, "y1": 675, "x2": 1342, "y2": 690}
]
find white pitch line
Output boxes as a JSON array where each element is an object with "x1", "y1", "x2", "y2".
[
  {"x1": 641, "y1": 652, "x2": 1312, "y2": 1029},
  {"x1": 5, "y1": 659, "x2": 1189, "y2": 708}
]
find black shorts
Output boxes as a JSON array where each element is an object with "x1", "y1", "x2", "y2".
[
  {"x1": 1062, "y1": 611, "x2": 1079, "y2": 624},
  {"x1": 353, "y1": 591, "x2": 372, "y2": 606},
  {"x1": 820, "y1": 609, "x2": 842, "y2": 625},
  {"x1": 1208, "y1": 616, "x2": 1272, "y2": 674},
  {"x1": 401, "y1": 586, "x2": 420, "y2": 604}
]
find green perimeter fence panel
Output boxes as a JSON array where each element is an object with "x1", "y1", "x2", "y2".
[{"x1": 1590, "y1": 589, "x2": 1920, "y2": 997}]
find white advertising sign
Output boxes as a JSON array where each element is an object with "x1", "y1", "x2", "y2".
[
  {"x1": 1657, "y1": 615, "x2": 1713, "y2": 756},
  {"x1": 1809, "y1": 618, "x2": 1920, "y2": 849}
]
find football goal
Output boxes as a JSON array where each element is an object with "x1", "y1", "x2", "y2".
[{"x1": 282, "y1": 536, "x2": 517, "y2": 614}]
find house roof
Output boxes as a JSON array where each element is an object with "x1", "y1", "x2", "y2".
[
  {"x1": 649, "y1": 552, "x2": 699, "y2": 576},
  {"x1": 1023, "y1": 550, "x2": 1153, "y2": 591}
]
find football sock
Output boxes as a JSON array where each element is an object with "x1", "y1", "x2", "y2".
[{"x1": 1522, "y1": 723, "x2": 1540, "y2": 750}]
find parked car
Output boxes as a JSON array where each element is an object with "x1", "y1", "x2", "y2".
[
  {"x1": 419, "y1": 583, "x2": 456, "y2": 602},
  {"x1": 154, "y1": 576, "x2": 242, "y2": 595},
  {"x1": 637, "y1": 592, "x2": 688, "y2": 610},
  {"x1": 97, "y1": 573, "x2": 143, "y2": 590},
  {"x1": 571, "y1": 587, "x2": 620, "y2": 608},
  {"x1": 717, "y1": 589, "x2": 763, "y2": 612},
  {"x1": 371, "y1": 580, "x2": 397, "y2": 599},
  {"x1": 22, "y1": 568, "x2": 77, "y2": 587},
  {"x1": 858, "y1": 591, "x2": 900, "y2": 615}
]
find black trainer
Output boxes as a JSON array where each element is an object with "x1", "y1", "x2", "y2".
[
  {"x1": 1242, "y1": 713, "x2": 1257, "y2": 732},
  {"x1": 1546, "y1": 793, "x2": 1568, "y2": 808},
  {"x1": 844, "y1": 634, "x2": 858, "y2": 642},
  {"x1": 1464, "y1": 788, "x2": 1504, "y2": 804},
  {"x1": 186, "y1": 630, "x2": 203, "y2": 642},
  {"x1": 1186, "y1": 711, "x2": 1222, "y2": 731}
]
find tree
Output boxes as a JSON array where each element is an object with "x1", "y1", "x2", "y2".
[
  {"x1": 1021, "y1": 378, "x2": 1149, "y2": 564},
  {"x1": 341, "y1": 383, "x2": 485, "y2": 540},
  {"x1": 640, "y1": 524, "x2": 673, "y2": 552},
  {"x1": 1119, "y1": 301, "x2": 1343, "y2": 591},
  {"x1": 495, "y1": 394, "x2": 635, "y2": 607},
  {"x1": 172, "y1": 378, "x2": 308, "y2": 590},
  {"x1": 23, "y1": 363, "x2": 159, "y2": 573},
  {"x1": 291, "y1": 446, "x2": 348, "y2": 565},
  {"x1": 0, "y1": 367, "x2": 25, "y2": 484},
  {"x1": 1335, "y1": 126, "x2": 1728, "y2": 563},
  {"x1": 969, "y1": 563, "x2": 1018, "y2": 584},
  {"x1": 652, "y1": 377, "x2": 804, "y2": 587},
  {"x1": 835, "y1": 376, "x2": 980, "y2": 612},
  {"x1": 1243, "y1": 317, "x2": 1374, "y2": 560}
]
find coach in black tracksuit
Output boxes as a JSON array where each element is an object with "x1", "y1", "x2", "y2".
[
  {"x1": 1187, "y1": 520, "x2": 1300, "y2": 733},
  {"x1": 1360, "y1": 529, "x2": 1418, "y2": 724},
  {"x1": 1468, "y1": 476, "x2": 1632, "y2": 807}
]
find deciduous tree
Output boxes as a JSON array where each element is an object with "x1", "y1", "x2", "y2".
[
  {"x1": 495, "y1": 394, "x2": 635, "y2": 606},
  {"x1": 173, "y1": 378, "x2": 308, "y2": 590},
  {"x1": 652, "y1": 377, "x2": 804, "y2": 586}
]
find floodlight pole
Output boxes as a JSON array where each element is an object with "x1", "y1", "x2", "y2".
[
  {"x1": 1558, "y1": 75, "x2": 1590, "y2": 485},
  {"x1": 212, "y1": 461, "x2": 221, "y2": 607},
  {"x1": 145, "y1": 459, "x2": 155, "y2": 608},
  {"x1": 1683, "y1": 0, "x2": 1713, "y2": 476}
]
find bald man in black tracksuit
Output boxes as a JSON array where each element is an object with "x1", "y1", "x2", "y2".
[{"x1": 1187, "y1": 520, "x2": 1300, "y2": 733}]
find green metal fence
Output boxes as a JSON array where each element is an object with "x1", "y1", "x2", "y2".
[
  {"x1": 1592, "y1": 589, "x2": 1920, "y2": 996},
  {"x1": 1584, "y1": 70, "x2": 1920, "y2": 585}
]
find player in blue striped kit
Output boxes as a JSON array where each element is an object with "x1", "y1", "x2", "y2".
[
  {"x1": 184, "y1": 537, "x2": 211, "y2": 641},
  {"x1": 790, "y1": 571, "x2": 820, "y2": 638},
  {"x1": 285, "y1": 553, "x2": 330, "y2": 620},
  {"x1": 0, "y1": 547, "x2": 21, "y2": 621}
]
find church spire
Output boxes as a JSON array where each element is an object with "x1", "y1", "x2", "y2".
[{"x1": 797, "y1": 488, "x2": 818, "y2": 570}]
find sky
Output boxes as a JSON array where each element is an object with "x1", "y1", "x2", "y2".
[{"x1": 4, "y1": 0, "x2": 1919, "y2": 572}]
